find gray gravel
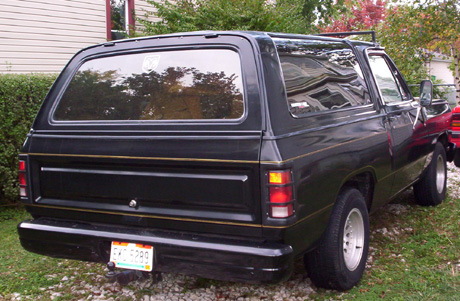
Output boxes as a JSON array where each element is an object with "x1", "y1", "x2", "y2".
[
  {"x1": 58, "y1": 261, "x2": 317, "y2": 301},
  {"x1": 8, "y1": 162, "x2": 460, "y2": 300}
]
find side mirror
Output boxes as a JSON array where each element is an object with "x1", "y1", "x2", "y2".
[{"x1": 419, "y1": 80, "x2": 433, "y2": 106}]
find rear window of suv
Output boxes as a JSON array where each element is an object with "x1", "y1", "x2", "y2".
[
  {"x1": 53, "y1": 49, "x2": 244, "y2": 121},
  {"x1": 274, "y1": 38, "x2": 371, "y2": 117}
]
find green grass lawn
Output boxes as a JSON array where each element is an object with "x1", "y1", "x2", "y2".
[
  {"x1": 0, "y1": 208, "x2": 106, "y2": 300},
  {"x1": 315, "y1": 190, "x2": 460, "y2": 300},
  {"x1": 1, "y1": 189, "x2": 459, "y2": 300}
]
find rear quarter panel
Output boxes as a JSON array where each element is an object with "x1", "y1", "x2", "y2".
[{"x1": 257, "y1": 38, "x2": 392, "y2": 255}]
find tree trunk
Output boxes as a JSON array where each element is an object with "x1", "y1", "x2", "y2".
[{"x1": 453, "y1": 47, "x2": 460, "y2": 105}]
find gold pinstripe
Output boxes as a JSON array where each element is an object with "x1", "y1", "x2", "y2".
[
  {"x1": 21, "y1": 132, "x2": 387, "y2": 165},
  {"x1": 24, "y1": 153, "x2": 259, "y2": 164},
  {"x1": 24, "y1": 203, "x2": 334, "y2": 229},
  {"x1": 261, "y1": 132, "x2": 387, "y2": 164}
]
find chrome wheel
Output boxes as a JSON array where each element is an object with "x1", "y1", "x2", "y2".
[
  {"x1": 436, "y1": 154, "x2": 446, "y2": 194},
  {"x1": 343, "y1": 208, "x2": 365, "y2": 271},
  {"x1": 305, "y1": 188, "x2": 369, "y2": 290}
]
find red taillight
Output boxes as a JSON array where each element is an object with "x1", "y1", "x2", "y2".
[
  {"x1": 452, "y1": 113, "x2": 460, "y2": 127},
  {"x1": 19, "y1": 173, "x2": 26, "y2": 186},
  {"x1": 18, "y1": 160, "x2": 27, "y2": 197},
  {"x1": 268, "y1": 170, "x2": 294, "y2": 218},
  {"x1": 269, "y1": 186, "x2": 293, "y2": 203}
]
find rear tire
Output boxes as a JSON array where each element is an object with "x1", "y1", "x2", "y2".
[
  {"x1": 454, "y1": 151, "x2": 460, "y2": 168},
  {"x1": 413, "y1": 142, "x2": 447, "y2": 206},
  {"x1": 304, "y1": 188, "x2": 369, "y2": 291}
]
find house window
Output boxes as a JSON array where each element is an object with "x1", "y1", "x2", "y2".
[{"x1": 107, "y1": 0, "x2": 134, "y2": 40}]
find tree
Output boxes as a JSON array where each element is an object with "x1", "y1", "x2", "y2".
[
  {"x1": 320, "y1": 0, "x2": 456, "y2": 98},
  {"x1": 318, "y1": 1, "x2": 428, "y2": 91},
  {"x1": 417, "y1": 0, "x2": 460, "y2": 104},
  {"x1": 320, "y1": 0, "x2": 387, "y2": 32},
  {"x1": 378, "y1": 0, "x2": 460, "y2": 102},
  {"x1": 290, "y1": 0, "x2": 347, "y2": 32},
  {"x1": 377, "y1": 4, "x2": 430, "y2": 92},
  {"x1": 136, "y1": 0, "x2": 345, "y2": 36}
]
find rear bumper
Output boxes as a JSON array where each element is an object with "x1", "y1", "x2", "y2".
[{"x1": 18, "y1": 218, "x2": 293, "y2": 284}]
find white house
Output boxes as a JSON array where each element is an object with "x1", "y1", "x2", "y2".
[
  {"x1": 426, "y1": 52, "x2": 456, "y2": 105},
  {"x1": 427, "y1": 52, "x2": 454, "y2": 84},
  {"x1": 0, "y1": 0, "x2": 159, "y2": 73}
]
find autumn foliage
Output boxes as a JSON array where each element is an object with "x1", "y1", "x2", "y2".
[{"x1": 319, "y1": 0, "x2": 387, "y2": 32}]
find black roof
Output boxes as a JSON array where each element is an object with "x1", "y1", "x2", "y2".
[{"x1": 96, "y1": 30, "x2": 377, "y2": 49}]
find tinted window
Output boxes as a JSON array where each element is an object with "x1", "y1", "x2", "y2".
[
  {"x1": 274, "y1": 38, "x2": 370, "y2": 116},
  {"x1": 368, "y1": 55, "x2": 405, "y2": 104},
  {"x1": 54, "y1": 49, "x2": 244, "y2": 121}
]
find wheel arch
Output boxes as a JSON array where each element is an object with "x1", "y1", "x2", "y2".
[
  {"x1": 337, "y1": 167, "x2": 376, "y2": 212},
  {"x1": 436, "y1": 132, "x2": 449, "y2": 148},
  {"x1": 434, "y1": 132, "x2": 454, "y2": 161}
]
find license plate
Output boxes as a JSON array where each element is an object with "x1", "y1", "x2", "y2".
[{"x1": 110, "y1": 241, "x2": 154, "y2": 272}]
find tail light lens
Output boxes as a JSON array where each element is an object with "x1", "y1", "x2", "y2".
[
  {"x1": 269, "y1": 186, "x2": 293, "y2": 203},
  {"x1": 268, "y1": 170, "x2": 294, "y2": 218},
  {"x1": 269, "y1": 171, "x2": 291, "y2": 185},
  {"x1": 451, "y1": 113, "x2": 460, "y2": 127},
  {"x1": 18, "y1": 160, "x2": 27, "y2": 197}
]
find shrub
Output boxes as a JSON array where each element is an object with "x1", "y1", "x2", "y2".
[
  {"x1": 137, "y1": 0, "x2": 346, "y2": 36},
  {"x1": 0, "y1": 74, "x2": 57, "y2": 205}
]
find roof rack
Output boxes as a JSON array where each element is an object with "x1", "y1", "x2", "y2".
[{"x1": 315, "y1": 31, "x2": 376, "y2": 44}]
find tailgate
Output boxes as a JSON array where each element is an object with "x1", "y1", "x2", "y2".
[{"x1": 25, "y1": 133, "x2": 262, "y2": 236}]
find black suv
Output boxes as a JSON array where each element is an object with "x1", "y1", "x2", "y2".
[{"x1": 17, "y1": 31, "x2": 455, "y2": 290}]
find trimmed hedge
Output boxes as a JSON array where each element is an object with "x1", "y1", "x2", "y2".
[{"x1": 0, "y1": 74, "x2": 57, "y2": 205}]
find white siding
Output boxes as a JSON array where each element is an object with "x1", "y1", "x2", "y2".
[
  {"x1": 429, "y1": 60, "x2": 455, "y2": 84},
  {"x1": 425, "y1": 55, "x2": 456, "y2": 105},
  {"x1": 0, "y1": 0, "x2": 107, "y2": 73},
  {"x1": 135, "y1": 0, "x2": 163, "y2": 34}
]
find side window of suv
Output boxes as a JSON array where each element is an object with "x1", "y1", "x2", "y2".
[
  {"x1": 368, "y1": 54, "x2": 411, "y2": 104},
  {"x1": 274, "y1": 38, "x2": 371, "y2": 117}
]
